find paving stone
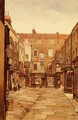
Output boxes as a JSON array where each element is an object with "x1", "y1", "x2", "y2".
[
  {"x1": 46, "y1": 114, "x2": 66, "y2": 120},
  {"x1": 6, "y1": 88, "x2": 78, "y2": 120},
  {"x1": 65, "y1": 115, "x2": 76, "y2": 120},
  {"x1": 34, "y1": 113, "x2": 46, "y2": 119},
  {"x1": 75, "y1": 107, "x2": 78, "y2": 113}
]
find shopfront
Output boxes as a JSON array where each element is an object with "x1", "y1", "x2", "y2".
[
  {"x1": 30, "y1": 72, "x2": 46, "y2": 87},
  {"x1": 73, "y1": 56, "x2": 78, "y2": 98},
  {"x1": 54, "y1": 72, "x2": 61, "y2": 88},
  {"x1": 64, "y1": 67, "x2": 73, "y2": 93}
]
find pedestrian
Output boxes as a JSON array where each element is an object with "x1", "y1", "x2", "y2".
[{"x1": 18, "y1": 83, "x2": 21, "y2": 90}]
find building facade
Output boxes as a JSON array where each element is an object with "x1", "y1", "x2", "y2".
[
  {"x1": 63, "y1": 34, "x2": 73, "y2": 93},
  {"x1": 72, "y1": 22, "x2": 78, "y2": 98},
  {"x1": 5, "y1": 15, "x2": 25, "y2": 92},
  {"x1": 19, "y1": 29, "x2": 68, "y2": 87},
  {"x1": 54, "y1": 22, "x2": 78, "y2": 96},
  {"x1": 18, "y1": 33, "x2": 31, "y2": 87},
  {"x1": 18, "y1": 37, "x2": 25, "y2": 87},
  {"x1": 0, "y1": 0, "x2": 5, "y2": 119}
]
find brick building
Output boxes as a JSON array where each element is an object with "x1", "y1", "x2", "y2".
[
  {"x1": 19, "y1": 29, "x2": 68, "y2": 87},
  {"x1": 72, "y1": 22, "x2": 78, "y2": 98},
  {"x1": 18, "y1": 33, "x2": 31, "y2": 87},
  {"x1": 5, "y1": 15, "x2": 25, "y2": 92},
  {"x1": 63, "y1": 34, "x2": 73, "y2": 93},
  {"x1": 54, "y1": 22, "x2": 78, "y2": 96},
  {"x1": 0, "y1": 0, "x2": 5, "y2": 119},
  {"x1": 54, "y1": 33, "x2": 73, "y2": 91}
]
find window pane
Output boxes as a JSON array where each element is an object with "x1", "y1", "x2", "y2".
[
  {"x1": 48, "y1": 49, "x2": 54, "y2": 57},
  {"x1": 34, "y1": 49, "x2": 37, "y2": 56},
  {"x1": 48, "y1": 63, "x2": 52, "y2": 70},
  {"x1": 34, "y1": 63, "x2": 37, "y2": 70}
]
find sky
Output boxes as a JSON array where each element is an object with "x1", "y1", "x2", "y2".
[{"x1": 5, "y1": 0, "x2": 78, "y2": 34}]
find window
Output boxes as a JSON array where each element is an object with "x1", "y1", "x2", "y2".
[
  {"x1": 48, "y1": 63, "x2": 52, "y2": 71},
  {"x1": 33, "y1": 49, "x2": 38, "y2": 57},
  {"x1": 9, "y1": 44, "x2": 12, "y2": 49},
  {"x1": 76, "y1": 48, "x2": 77, "y2": 56},
  {"x1": 25, "y1": 54, "x2": 29, "y2": 61},
  {"x1": 36, "y1": 40, "x2": 42, "y2": 44},
  {"x1": 15, "y1": 42, "x2": 18, "y2": 52},
  {"x1": 49, "y1": 39, "x2": 55, "y2": 44},
  {"x1": 9, "y1": 58, "x2": 13, "y2": 64},
  {"x1": 48, "y1": 49, "x2": 54, "y2": 57},
  {"x1": 33, "y1": 63, "x2": 37, "y2": 70},
  {"x1": 24, "y1": 39, "x2": 29, "y2": 44},
  {"x1": 39, "y1": 53, "x2": 45, "y2": 60},
  {"x1": 72, "y1": 33, "x2": 75, "y2": 43},
  {"x1": 40, "y1": 61, "x2": 44, "y2": 66}
]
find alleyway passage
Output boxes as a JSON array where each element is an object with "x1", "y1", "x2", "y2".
[{"x1": 6, "y1": 87, "x2": 78, "y2": 120}]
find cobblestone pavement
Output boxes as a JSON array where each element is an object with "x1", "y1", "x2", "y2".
[{"x1": 6, "y1": 87, "x2": 78, "y2": 120}]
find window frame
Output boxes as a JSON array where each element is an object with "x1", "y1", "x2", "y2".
[
  {"x1": 33, "y1": 49, "x2": 38, "y2": 57},
  {"x1": 48, "y1": 63, "x2": 52, "y2": 71},
  {"x1": 33, "y1": 62, "x2": 37, "y2": 70}
]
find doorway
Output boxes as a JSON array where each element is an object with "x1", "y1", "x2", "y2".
[{"x1": 47, "y1": 77, "x2": 54, "y2": 87}]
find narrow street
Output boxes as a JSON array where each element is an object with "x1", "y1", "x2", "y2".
[{"x1": 6, "y1": 87, "x2": 78, "y2": 120}]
